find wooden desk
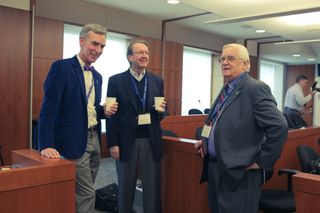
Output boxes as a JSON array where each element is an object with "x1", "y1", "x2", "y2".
[
  {"x1": 0, "y1": 149, "x2": 76, "y2": 213},
  {"x1": 161, "y1": 136, "x2": 210, "y2": 213},
  {"x1": 293, "y1": 172, "x2": 320, "y2": 213},
  {"x1": 264, "y1": 127, "x2": 320, "y2": 190}
]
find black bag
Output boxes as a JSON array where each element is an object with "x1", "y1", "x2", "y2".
[
  {"x1": 95, "y1": 183, "x2": 118, "y2": 212},
  {"x1": 309, "y1": 158, "x2": 320, "y2": 174}
]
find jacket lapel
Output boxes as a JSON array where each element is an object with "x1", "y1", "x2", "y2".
[
  {"x1": 72, "y1": 56, "x2": 87, "y2": 104},
  {"x1": 122, "y1": 70, "x2": 139, "y2": 113}
]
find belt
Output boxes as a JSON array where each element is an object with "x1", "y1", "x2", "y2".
[
  {"x1": 207, "y1": 155, "x2": 217, "y2": 161},
  {"x1": 88, "y1": 125, "x2": 98, "y2": 132},
  {"x1": 284, "y1": 107, "x2": 300, "y2": 113}
]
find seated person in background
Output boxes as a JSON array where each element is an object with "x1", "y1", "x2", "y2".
[{"x1": 284, "y1": 74, "x2": 316, "y2": 129}]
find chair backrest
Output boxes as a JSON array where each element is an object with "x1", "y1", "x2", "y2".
[
  {"x1": 297, "y1": 145, "x2": 319, "y2": 173},
  {"x1": 161, "y1": 129, "x2": 178, "y2": 137},
  {"x1": 204, "y1": 108, "x2": 210, "y2": 114},
  {"x1": 188, "y1": 108, "x2": 203, "y2": 115},
  {"x1": 195, "y1": 127, "x2": 203, "y2": 140}
]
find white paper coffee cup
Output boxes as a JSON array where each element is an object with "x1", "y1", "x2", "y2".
[
  {"x1": 154, "y1": 97, "x2": 164, "y2": 111},
  {"x1": 105, "y1": 97, "x2": 117, "y2": 110}
]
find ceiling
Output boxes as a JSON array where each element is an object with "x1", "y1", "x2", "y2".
[{"x1": 82, "y1": 0, "x2": 320, "y2": 65}]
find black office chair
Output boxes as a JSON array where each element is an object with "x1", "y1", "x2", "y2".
[
  {"x1": 195, "y1": 126, "x2": 203, "y2": 140},
  {"x1": 188, "y1": 108, "x2": 203, "y2": 115},
  {"x1": 161, "y1": 129, "x2": 178, "y2": 137},
  {"x1": 259, "y1": 168, "x2": 298, "y2": 213},
  {"x1": 204, "y1": 108, "x2": 210, "y2": 114},
  {"x1": 297, "y1": 145, "x2": 319, "y2": 173}
]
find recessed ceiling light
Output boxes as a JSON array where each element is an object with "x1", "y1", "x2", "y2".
[
  {"x1": 256, "y1": 29, "x2": 266, "y2": 33},
  {"x1": 167, "y1": 0, "x2": 180, "y2": 4},
  {"x1": 292, "y1": 54, "x2": 301, "y2": 57},
  {"x1": 308, "y1": 58, "x2": 316, "y2": 61}
]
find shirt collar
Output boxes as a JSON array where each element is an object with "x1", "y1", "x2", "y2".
[
  {"x1": 227, "y1": 72, "x2": 246, "y2": 88},
  {"x1": 77, "y1": 55, "x2": 87, "y2": 71},
  {"x1": 130, "y1": 68, "x2": 146, "y2": 81}
]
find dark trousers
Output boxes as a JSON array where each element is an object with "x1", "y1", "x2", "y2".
[
  {"x1": 284, "y1": 108, "x2": 307, "y2": 129},
  {"x1": 207, "y1": 160, "x2": 261, "y2": 213},
  {"x1": 117, "y1": 138, "x2": 162, "y2": 213}
]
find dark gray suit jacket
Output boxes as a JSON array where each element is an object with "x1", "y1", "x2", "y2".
[{"x1": 201, "y1": 72, "x2": 288, "y2": 188}]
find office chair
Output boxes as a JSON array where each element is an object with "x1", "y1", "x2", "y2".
[
  {"x1": 297, "y1": 145, "x2": 319, "y2": 173},
  {"x1": 283, "y1": 112, "x2": 296, "y2": 129},
  {"x1": 204, "y1": 108, "x2": 210, "y2": 114},
  {"x1": 161, "y1": 129, "x2": 178, "y2": 137},
  {"x1": 259, "y1": 168, "x2": 298, "y2": 213},
  {"x1": 188, "y1": 108, "x2": 203, "y2": 115}
]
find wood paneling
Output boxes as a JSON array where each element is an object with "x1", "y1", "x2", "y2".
[
  {"x1": 0, "y1": 6, "x2": 31, "y2": 164},
  {"x1": 33, "y1": 17, "x2": 63, "y2": 119},
  {"x1": 161, "y1": 115, "x2": 206, "y2": 139},
  {"x1": 293, "y1": 173, "x2": 320, "y2": 213},
  {"x1": 162, "y1": 137, "x2": 210, "y2": 213},
  {"x1": 263, "y1": 127, "x2": 320, "y2": 190},
  {"x1": 249, "y1": 55, "x2": 258, "y2": 79},
  {"x1": 34, "y1": 17, "x2": 64, "y2": 59},
  {"x1": 0, "y1": 149, "x2": 75, "y2": 213}
]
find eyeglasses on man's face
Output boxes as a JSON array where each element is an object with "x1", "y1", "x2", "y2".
[
  {"x1": 132, "y1": 51, "x2": 149, "y2": 55},
  {"x1": 219, "y1": 56, "x2": 240, "y2": 63}
]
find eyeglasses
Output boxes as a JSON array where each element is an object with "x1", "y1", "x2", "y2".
[
  {"x1": 219, "y1": 56, "x2": 240, "y2": 63},
  {"x1": 132, "y1": 51, "x2": 149, "y2": 55}
]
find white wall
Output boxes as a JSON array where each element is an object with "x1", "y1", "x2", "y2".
[
  {"x1": 0, "y1": 0, "x2": 30, "y2": 10},
  {"x1": 313, "y1": 76, "x2": 320, "y2": 126}
]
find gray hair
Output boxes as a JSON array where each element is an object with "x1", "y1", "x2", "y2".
[
  {"x1": 222, "y1": 43, "x2": 250, "y2": 71},
  {"x1": 79, "y1": 23, "x2": 107, "y2": 39},
  {"x1": 127, "y1": 39, "x2": 149, "y2": 57}
]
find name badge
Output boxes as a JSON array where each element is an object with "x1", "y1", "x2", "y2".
[
  {"x1": 201, "y1": 125, "x2": 212, "y2": 138},
  {"x1": 138, "y1": 113, "x2": 151, "y2": 125}
]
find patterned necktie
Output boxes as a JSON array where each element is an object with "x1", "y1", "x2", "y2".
[
  {"x1": 83, "y1": 65, "x2": 95, "y2": 72},
  {"x1": 208, "y1": 84, "x2": 229, "y2": 156}
]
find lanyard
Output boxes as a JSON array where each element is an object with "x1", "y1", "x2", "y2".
[
  {"x1": 131, "y1": 76, "x2": 148, "y2": 113},
  {"x1": 86, "y1": 76, "x2": 94, "y2": 105},
  {"x1": 207, "y1": 87, "x2": 229, "y2": 124}
]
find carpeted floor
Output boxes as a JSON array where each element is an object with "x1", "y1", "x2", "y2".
[
  {"x1": 93, "y1": 157, "x2": 118, "y2": 213},
  {"x1": 94, "y1": 157, "x2": 118, "y2": 190}
]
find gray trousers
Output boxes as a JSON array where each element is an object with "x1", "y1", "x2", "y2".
[
  {"x1": 207, "y1": 160, "x2": 261, "y2": 213},
  {"x1": 73, "y1": 129, "x2": 100, "y2": 213},
  {"x1": 117, "y1": 138, "x2": 162, "y2": 213}
]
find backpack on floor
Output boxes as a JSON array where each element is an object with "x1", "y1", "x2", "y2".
[{"x1": 95, "y1": 183, "x2": 118, "y2": 212}]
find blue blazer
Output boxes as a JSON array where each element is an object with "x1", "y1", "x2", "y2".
[
  {"x1": 106, "y1": 70, "x2": 164, "y2": 161},
  {"x1": 38, "y1": 55, "x2": 104, "y2": 159}
]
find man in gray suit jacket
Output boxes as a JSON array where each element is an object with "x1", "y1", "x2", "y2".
[{"x1": 195, "y1": 43, "x2": 288, "y2": 213}]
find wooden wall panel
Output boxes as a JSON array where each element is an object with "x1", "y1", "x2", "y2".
[
  {"x1": 33, "y1": 17, "x2": 64, "y2": 119},
  {"x1": 286, "y1": 64, "x2": 315, "y2": 126},
  {"x1": 163, "y1": 41, "x2": 183, "y2": 115},
  {"x1": 249, "y1": 55, "x2": 258, "y2": 79},
  {"x1": 0, "y1": 6, "x2": 30, "y2": 164}
]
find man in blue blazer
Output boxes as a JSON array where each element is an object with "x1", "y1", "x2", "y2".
[
  {"x1": 106, "y1": 39, "x2": 166, "y2": 213},
  {"x1": 195, "y1": 43, "x2": 288, "y2": 213},
  {"x1": 38, "y1": 24, "x2": 116, "y2": 213}
]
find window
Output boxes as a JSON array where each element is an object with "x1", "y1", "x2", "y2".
[
  {"x1": 182, "y1": 46, "x2": 212, "y2": 115},
  {"x1": 259, "y1": 60, "x2": 284, "y2": 110},
  {"x1": 63, "y1": 24, "x2": 130, "y2": 131}
]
